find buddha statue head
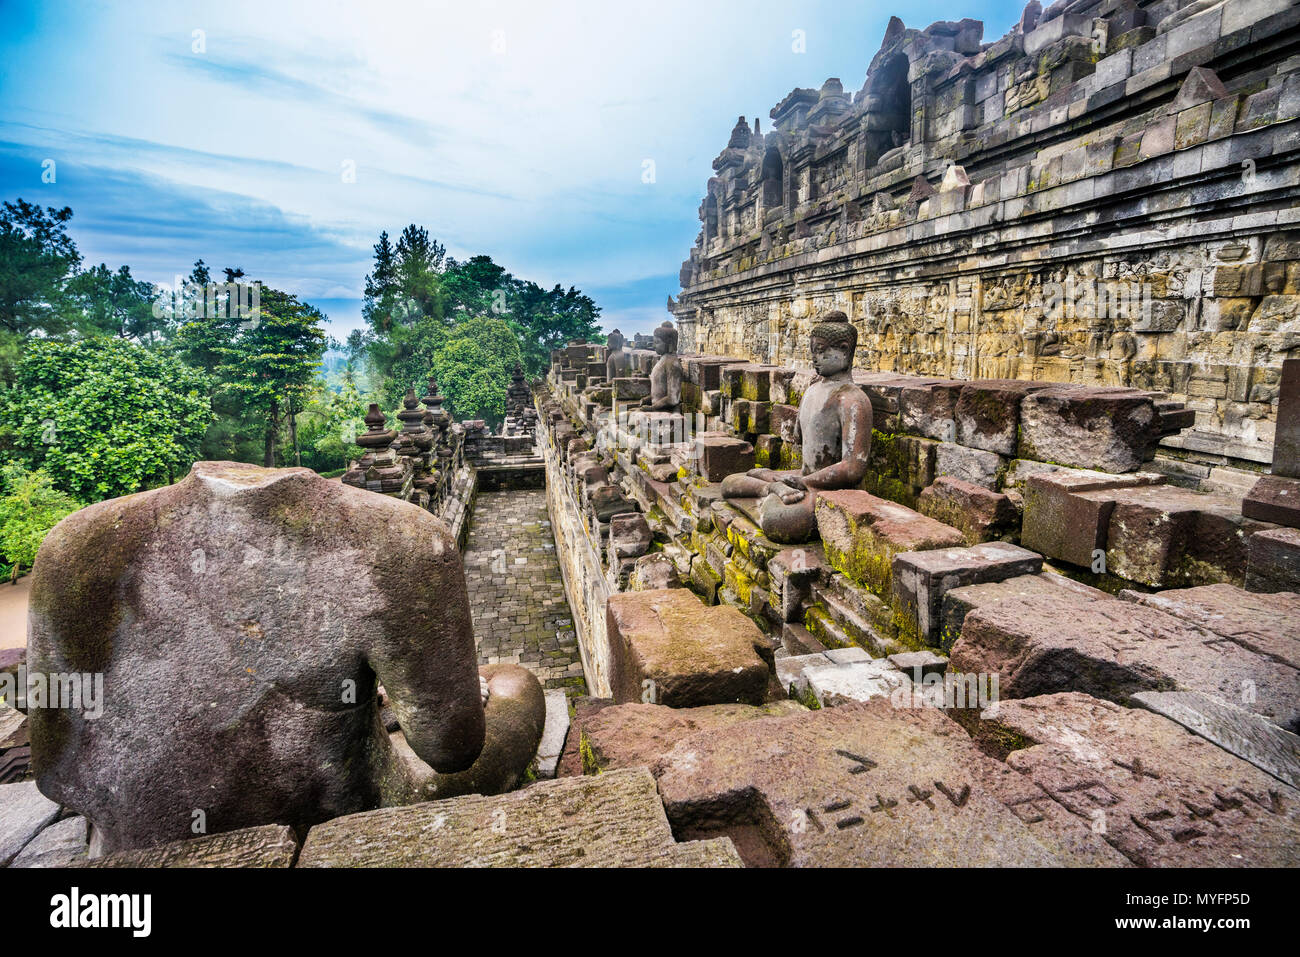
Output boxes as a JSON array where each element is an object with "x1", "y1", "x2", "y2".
[
  {"x1": 809, "y1": 310, "x2": 856, "y2": 378},
  {"x1": 652, "y1": 321, "x2": 679, "y2": 357}
]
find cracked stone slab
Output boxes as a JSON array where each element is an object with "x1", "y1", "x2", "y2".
[
  {"x1": 804, "y1": 659, "x2": 911, "y2": 707},
  {"x1": 536, "y1": 689, "x2": 570, "y2": 778},
  {"x1": 1119, "y1": 584, "x2": 1300, "y2": 670},
  {"x1": 0, "y1": 780, "x2": 60, "y2": 866},
  {"x1": 1132, "y1": 690, "x2": 1300, "y2": 791},
  {"x1": 951, "y1": 589, "x2": 1300, "y2": 732},
  {"x1": 652, "y1": 698, "x2": 1122, "y2": 867},
  {"x1": 297, "y1": 767, "x2": 741, "y2": 867},
  {"x1": 979, "y1": 693, "x2": 1300, "y2": 867},
  {"x1": 83, "y1": 824, "x2": 299, "y2": 868},
  {"x1": 575, "y1": 700, "x2": 808, "y2": 774},
  {"x1": 775, "y1": 653, "x2": 831, "y2": 696},
  {"x1": 606, "y1": 588, "x2": 769, "y2": 707},
  {"x1": 11, "y1": 815, "x2": 88, "y2": 868}
]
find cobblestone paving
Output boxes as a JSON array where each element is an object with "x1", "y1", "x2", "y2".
[{"x1": 462, "y1": 489, "x2": 586, "y2": 692}]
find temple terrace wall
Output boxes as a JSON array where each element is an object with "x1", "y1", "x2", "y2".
[{"x1": 671, "y1": 0, "x2": 1300, "y2": 473}]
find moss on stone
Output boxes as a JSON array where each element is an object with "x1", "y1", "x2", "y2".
[
  {"x1": 579, "y1": 731, "x2": 601, "y2": 775},
  {"x1": 790, "y1": 682, "x2": 821, "y2": 710},
  {"x1": 803, "y1": 605, "x2": 847, "y2": 649}
]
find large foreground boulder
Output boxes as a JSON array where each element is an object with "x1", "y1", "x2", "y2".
[{"x1": 28, "y1": 461, "x2": 486, "y2": 853}]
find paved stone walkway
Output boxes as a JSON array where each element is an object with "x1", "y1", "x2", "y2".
[{"x1": 461, "y1": 489, "x2": 586, "y2": 692}]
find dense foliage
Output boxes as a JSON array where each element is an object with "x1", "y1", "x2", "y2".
[
  {"x1": 4, "y1": 338, "x2": 213, "y2": 500},
  {"x1": 0, "y1": 465, "x2": 82, "y2": 574},
  {"x1": 0, "y1": 198, "x2": 604, "y2": 572},
  {"x1": 359, "y1": 225, "x2": 602, "y2": 425}
]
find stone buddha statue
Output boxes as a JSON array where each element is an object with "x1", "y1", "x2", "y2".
[
  {"x1": 721, "y1": 310, "x2": 873, "y2": 543},
  {"x1": 640, "y1": 321, "x2": 683, "y2": 413},
  {"x1": 605, "y1": 328, "x2": 630, "y2": 381}
]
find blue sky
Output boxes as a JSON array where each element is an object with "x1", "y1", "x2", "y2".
[{"x1": 0, "y1": 0, "x2": 1024, "y2": 340}]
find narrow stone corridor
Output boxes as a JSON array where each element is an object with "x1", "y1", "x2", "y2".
[{"x1": 461, "y1": 488, "x2": 586, "y2": 692}]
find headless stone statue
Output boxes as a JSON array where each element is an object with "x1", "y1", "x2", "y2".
[
  {"x1": 605, "y1": 328, "x2": 631, "y2": 381},
  {"x1": 721, "y1": 311, "x2": 873, "y2": 543},
  {"x1": 640, "y1": 321, "x2": 683, "y2": 413},
  {"x1": 25, "y1": 461, "x2": 543, "y2": 853}
]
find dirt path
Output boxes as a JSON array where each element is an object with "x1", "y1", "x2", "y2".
[{"x1": 0, "y1": 576, "x2": 31, "y2": 650}]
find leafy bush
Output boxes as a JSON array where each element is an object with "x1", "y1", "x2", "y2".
[
  {"x1": 0, "y1": 464, "x2": 82, "y2": 571},
  {"x1": 3, "y1": 337, "x2": 213, "y2": 500}
]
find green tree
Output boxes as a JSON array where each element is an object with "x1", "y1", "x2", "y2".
[
  {"x1": 430, "y1": 317, "x2": 522, "y2": 426},
  {"x1": 358, "y1": 225, "x2": 601, "y2": 415},
  {"x1": 0, "y1": 199, "x2": 81, "y2": 340},
  {"x1": 296, "y1": 375, "x2": 367, "y2": 472},
  {"x1": 194, "y1": 285, "x2": 328, "y2": 467},
  {"x1": 67, "y1": 262, "x2": 167, "y2": 342},
  {"x1": 507, "y1": 281, "x2": 602, "y2": 376},
  {"x1": 4, "y1": 337, "x2": 213, "y2": 500},
  {"x1": 443, "y1": 255, "x2": 508, "y2": 317}
]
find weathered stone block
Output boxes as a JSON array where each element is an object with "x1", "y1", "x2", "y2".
[
  {"x1": 10, "y1": 815, "x2": 87, "y2": 868},
  {"x1": 535, "y1": 689, "x2": 569, "y2": 779},
  {"x1": 770, "y1": 403, "x2": 800, "y2": 442},
  {"x1": 1119, "y1": 583, "x2": 1300, "y2": 671},
  {"x1": 776, "y1": 652, "x2": 831, "y2": 696},
  {"x1": 918, "y1": 476, "x2": 1020, "y2": 544},
  {"x1": 804, "y1": 658, "x2": 909, "y2": 707},
  {"x1": 630, "y1": 553, "x2": 682, "y2": 591},
  {"x1": 608, "y1": 512, "x2": 652, "y2": 560},
  {"x1": 935, "y1": 441, "x2": 1005, "y2": 489},
  {"x1": 729, "y1": 398, "x2": 770, "y2": 434},
  {"x1": 576, "y1": 700, "x2": 806, "y2": 774},
  {"x1": 768, "y1": 544, "x2": 828, "y2": 623},
  {"x1": 653, "y1": 698, "x2": 1121, "y2": 867},
  {"x1": 0, "y1": 780, "x2": 60, "y2": 866},
  {"x1": 606, "y1": 588, "x2": 769, "y2": 707},
  {"x1": 886, "y1": 649, "x2": 948, "y2": 677},
  {"x1": 955, "y1": 380, "x2": 1048, "y2": 455},
  {"x1": 1245, "y1": 526, "x2": 1300, "y2": 592},
  {"x1": 683, "y1": 356, "x2": 735, "y2": 392},
  {"x1": 899, "y1": 380, "x2": 965, "y2": 441},
  {"x1": 865, "y1": 432, "x2": 939, "y2": 507},
  {"x1": 951, "y1": 591, "x2": 1300, "y2": 731},
  {"x1": 1132, "y1": 689, "x2": 1300, "y2": 791},
  {"x1": 1020, "y1": 469, "x2": 1163, "y2": 568},
  {"x1": 86, "y1": 825, "x2": 299, "y2": 868},
  {"x1": 297, "y1": 767, "x2": 741, "y2": 867},
  {"x1": 980, "y1": 693, "x2": 1300, "y2": 866},
  {"x1": 892, "y1": 542, "x2": 1044, "y2": 646},
  {"x1": 1106, "y1": 484, "x2": 1273, "y2": 586},
  {"x1": 612, "y1": 377, "x2": 652, "y2": 401},
  {"x1": 939, "y1": 572, "x2": 1110, "y2": 652},
  {"x1": 721, "y1": 363, "x2": 772, "y2": 401},
  {"x1": 815, "y1": 490, "x2": 965, "y2": 596},
  {"x1": 1242, "y1": 474, "x2": 1300, "y2": 528},
  {"x1": 691, "y1": 434, "x2": 754, "y2": 481},
  {"x1": 1018, "y1": 386, "x2": 1163, "y2": 471}
]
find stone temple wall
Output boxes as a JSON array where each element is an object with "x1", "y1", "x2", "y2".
[{"x1": 671, "y1": 0, "x2": 1300, "y2": 471}]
